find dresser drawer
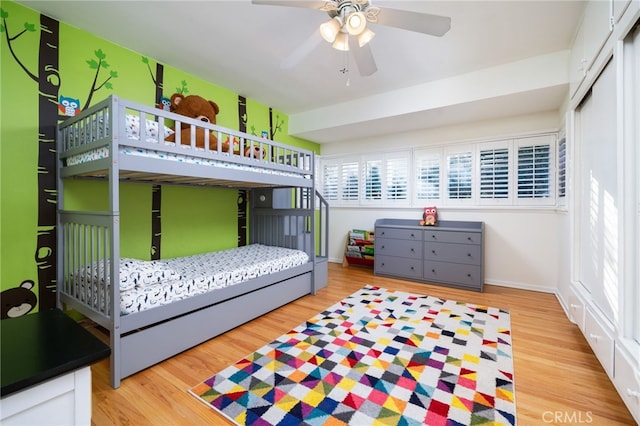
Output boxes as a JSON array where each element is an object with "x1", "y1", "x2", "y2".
[
  {"x1": 424, "y1": 242, "x2": 481, "y2": 265},
  {"x1": 376, "y1": 238, "x2": 422, "y2": 259},
  {"x1": 424, "y1": 261, "x2": 482, "y2": 288},
  {"x1": 375, "y1": 255, "x2": 422, "y2": 279},
  {"x1": 614, "y1": 346, "x2": 640, "y2": 423},
  {"x1": 376, "y1": 227, "x2": 422, "y2": 241},
  {"x1": 424, "y1": 230, "x2": 481, "y2": 245},
  {"x1": 584, "y1": 307, "x2": 615, "y2": 378}
]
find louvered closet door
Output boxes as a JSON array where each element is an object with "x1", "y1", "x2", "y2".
[{"x1": 575, "y1": 58, "x2": 618, "y2": 323}]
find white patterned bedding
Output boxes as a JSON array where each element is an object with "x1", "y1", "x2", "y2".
[{"x1": 74, "y1": 244, "x2": 309, "y2": 315}]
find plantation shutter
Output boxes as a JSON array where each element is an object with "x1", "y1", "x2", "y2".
[
  {"x1": 321, "y1": 162, "x2": 338, "y2": 201},
  {"x1": 447, "y1": 150, "x2": 473, "y2": 201},
  {"x1": 557, "y1": 136, "x2": 567, "y2": 199},
  {"x1": 517, "y1": 145, "x2": 551, "y2": 199},
  {"x1": 386, "y1": 155, "x2": 409, "y2": 200},
  {"x1": 415, "y1": 150, "x2": 441, "y2": 201},
  {"x1": 341, "y1": 160, "x2": 359, "y2": 201},
  {"x1": 479, "y1": 146, "x2": 510, "y2": 200},
  {"x1": 365, "y1": 158, "x2": 382, "y2": 200}
]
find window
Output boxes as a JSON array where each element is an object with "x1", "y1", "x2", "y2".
[
  {"x1": 557, "y1": 135, "x2": 567, "y2": 199},
  {"x1": 364, "y1": 158, "x2": 382, "y2": 200},
  {"x1": 479, "y1": 145, "x2": 510, "y2": 200},
  {"x1": 415, "y1": 150, "x2": 441, "y2": 202},
  {"x1": 386, "y1": 155, "x2": 409, "y2": 200},
  {"x1": 341, "y1": 160, "x2": 359, "y2": 201},
  {"x1": 321, "y1": 162, "x2": 338, "y2": 201},
  {"x1": 362, "y1": 152, "x2": 410, "y2": 204},
  {"x1": 516, "y1": 136, "x2": 555, "y2": 203},
  {"x1": 318, "y1": 133, "x2": 557, "y2": 208},
  {"x1": 446, "y1": 149, "x2": 473, "y2": 201}
]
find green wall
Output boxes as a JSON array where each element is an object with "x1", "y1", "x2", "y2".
[{"x1": 0, "y1": 1, "x2": 319, "y2": 315}]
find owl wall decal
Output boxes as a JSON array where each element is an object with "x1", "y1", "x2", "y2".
[
  {"x1": 58, "y1": 95, "x2": 81, "y2": 116},
  {"x1": 420, "y1": 206, "x2": 438, "y2": 226}
]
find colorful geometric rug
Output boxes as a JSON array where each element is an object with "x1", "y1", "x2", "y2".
[{"x1": 189, "y1": 285, "x2": 516, "y2": 426}]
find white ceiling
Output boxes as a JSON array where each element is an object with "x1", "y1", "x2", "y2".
[{"x1": 18, "y1": 0, "x2": 586, "y2": 143}]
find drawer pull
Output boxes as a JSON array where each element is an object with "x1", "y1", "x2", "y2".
[
  {"x1": 431, "y1": 234, "x2": 436, "y2": 239},
  {"x1": 467, "y1": 253, "x2": 472, "y2": 257},
  {"x1": 589, "y1": 333, "x2": 600, "y2": 341},
  {"x1": 570, "y1": 304, "x2": 580, "y2": 309},
  {"x1": 410, "y1": 248, "x2": 415, "y2": 252},
  {"x1": 410, "y1": 233, "x2": 415, "y2": 238},
  {"x1": 432, "y1": 250, "x2": 436, "y2": 254},
  {"x1": 467, "y1": 237, "x2": 472, "y2": 241},
  {"x1": 626, "y1": 389, "x2": 640, "y2": 398},
  {"x1": 467, "y1": 273, "x2": 472, "y2": 278},
  {"x1": 410, "y1": 266, "x2": 414, "y2": 270}
]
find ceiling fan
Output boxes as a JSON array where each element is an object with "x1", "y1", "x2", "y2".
[{"x1": 252, "y1": 0, "x2": 451, "y2": 77}]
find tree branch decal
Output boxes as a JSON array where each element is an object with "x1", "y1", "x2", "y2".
[
  {"x1": 84, "y1": 48, "x2": 118, "y2": 109},
  {"x1": 1, "y1": 8, "x2": 38, "y2": 82}
]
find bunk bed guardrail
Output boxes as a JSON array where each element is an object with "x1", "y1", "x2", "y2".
[{"x1": 57, "y1": 95, "x2": 314, "y2": 186}]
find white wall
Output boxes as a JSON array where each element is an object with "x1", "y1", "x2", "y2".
[{"x1": 322, "y1": 110, "x2": 565, "y2": 293}]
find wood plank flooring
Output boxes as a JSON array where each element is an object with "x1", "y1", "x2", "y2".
[{"x1": 89, "y1": 263, "x2": 636, "y2": 425}]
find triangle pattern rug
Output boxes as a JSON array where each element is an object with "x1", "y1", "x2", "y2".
[{"x1": 189, "y1": 285, "x2": 516, "y2": 426}]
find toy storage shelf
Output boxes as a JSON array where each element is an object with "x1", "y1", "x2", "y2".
[{"x1": 343, "y1": 229, "x2": 375, "y2": 268}]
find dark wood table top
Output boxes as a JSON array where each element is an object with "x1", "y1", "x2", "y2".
[{"x1": 1, "y1": 308, "x2": 110, "y2": 397}]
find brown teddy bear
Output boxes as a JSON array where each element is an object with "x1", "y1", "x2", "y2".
[{"x1": 165, "y1": 93, "x2": 220, "y2": 150}]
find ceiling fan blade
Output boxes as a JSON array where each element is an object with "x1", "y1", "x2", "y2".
[
  {"x1": 251, "y1": 0, "x2": 327, "y2": 10},
  {"x1": 375, "y1": 7, "x2": 451, "y2": 37},
  {"x1": 281, "y1": 28, "x2": 323, "y2": 70},
  {"x1": 349, "y1": 37, "x2": 377, "y2": 77}
]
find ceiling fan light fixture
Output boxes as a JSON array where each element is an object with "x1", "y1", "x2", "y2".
[
  {"x1": 345, "y1": 11, "x2": 366, "y2": 35},
  {"x1": 320, "y1": 17, "x2": 342, "y2": 43},
  {"x1": 332, "y1": 31, "x2": 350, "y2": 51},
  {"x1": 357, "y1": 27, "x2": 375, "y2": 47}
]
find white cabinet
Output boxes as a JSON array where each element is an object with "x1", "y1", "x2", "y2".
[
  {"x1": 613, "y1": 345, "x2": 640, "y2": 423},
  {"x1": 612, "y1": 0, "x2": 632, "y2": 24},
  {"x1": 584, "y1": 306, "x2": 615, "y2": 378},
  {"x1": 568, "y1": 286, "x2": 586, "y2": 332},
  {"x1": 0, "y1": 367, "x2": 92, "y2": 425},
  {"x1": 570, "y1": 0, "x2": 614, "y2": 98}
]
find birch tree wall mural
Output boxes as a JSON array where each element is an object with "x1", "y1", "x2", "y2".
[{"x1": 2, "y1": 10, "x2": 59, "y2": 310}]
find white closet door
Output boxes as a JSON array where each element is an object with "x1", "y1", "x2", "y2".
[{"x1": 576, "y1": 58, "x2": 618, "y2": 323}]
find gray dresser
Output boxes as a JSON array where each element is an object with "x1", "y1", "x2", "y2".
[{"x1": 374, "y1": 218, "x2": 485, "y2": 291}]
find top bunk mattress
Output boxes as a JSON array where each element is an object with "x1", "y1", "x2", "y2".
[{"x1": 57, "y1": 95, "x2": 314, "y2": 188}]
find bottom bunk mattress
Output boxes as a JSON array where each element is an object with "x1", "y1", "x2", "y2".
[{"x1": 74, "y1": 244, "x2": 310, "y2": 315}]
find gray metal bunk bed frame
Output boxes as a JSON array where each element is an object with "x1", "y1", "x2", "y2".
[{"x1": 56, "y1": 95, "x2": 329, "y2": 388}]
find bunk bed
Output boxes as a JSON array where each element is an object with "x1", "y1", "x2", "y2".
[{"x1": 56, "y1": 95, "x2": 329, "y2": 388}]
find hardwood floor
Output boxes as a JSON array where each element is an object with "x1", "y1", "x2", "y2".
[{"x1": 89, "y1": 263, "x2": 636, "y2": 425}]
